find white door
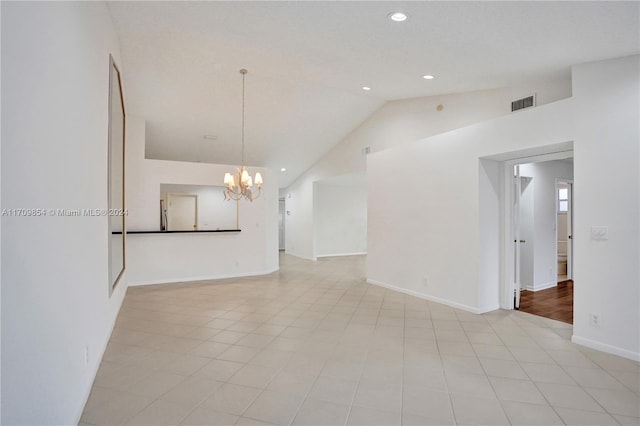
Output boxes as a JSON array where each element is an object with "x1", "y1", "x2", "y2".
[
  {"x1": 556, "y1": 180, "x2": 574, "y2": 281},
  {"x1": 565, "y1": 182, "x2": 574, "y2": 280},
  {"x1": 167, "y1": 194, "x2": 197, "y2": 231},
  {"x1": 513, "y1": 166, "x2": 523, "y2": 309},
  {"x1": 278, "y1": 199, "x2": 285, "y2": 250},
  {"x1": 518, "y1": 176, "x2": 535, "y2": 289}
]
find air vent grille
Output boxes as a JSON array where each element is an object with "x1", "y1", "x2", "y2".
[{"x1": 511, "y1": 95, "x2": 536, "y2": 112}]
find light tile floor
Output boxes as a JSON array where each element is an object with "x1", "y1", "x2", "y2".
[{"x1": 81, "y1": 255, "x2": 639, "y2": 425}]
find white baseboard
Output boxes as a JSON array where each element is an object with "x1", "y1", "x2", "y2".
[
  {"x1": 525, "y1": 281, "x2": 557, "y2": 292},
  {"x1": 316, "y1": 252, "x2": 367, "y2": 259},
  {"x1": 284, "y1": 250, "x2": 314, "y2": 261},
  {"x1": 74, "y1": 274, "x2": 129, "y2": 425},
  {"x1": 477, "y1": 303, "x2": 502, "y2": 314},
  {"x1": 128, "y1": 268, "x2": 279, "y2": 286},
  {"x1": 366, "y1": 278, "x2": 498, "y2": 315},
  {"x1": 572, "y1": 335, "x2": 640, "y2": 362}
]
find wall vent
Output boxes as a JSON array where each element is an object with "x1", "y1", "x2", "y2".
[{"x1": 511, "y1": 94, "x2": 536, "y2": 112}]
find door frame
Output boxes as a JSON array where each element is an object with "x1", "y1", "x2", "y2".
[
  {"x1": 556, "y1": 179, "x2": 574, "y2": 280},
  {"x1": 514, "y1": 165, "x2": 522, "y2": 309},
  {"x1": 500, "y1": 150, "x2": 574, "y2": 309},
  {"x1": 278, "y1": 198, "x2": 286, "y2": 251}
]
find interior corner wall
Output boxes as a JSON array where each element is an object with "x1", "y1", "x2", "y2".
[
  {"x1": 125, "y1": 116, "x2": 279, "y2": 285},
  {"x1": 1, "y1": 2, "x2": 128, "y2": 424},
  {"x1": 571, "y1": 55, "x2": 640, "y2": 360},
  {"x1": 519, "y1": 160, "x2": 574, "y2": 291},
  {"x1": 284, "y1": 82, "x2": 572, "y2": 260},
  {"x1": 367, "y1": 99, "x2": 574, "y2": 314},
  {"x1": 313, "y1": 181, "x2": 367, "y2": 257},
  {"x1": 478, "y1": 159, "x2": 501, "y2": 312}
]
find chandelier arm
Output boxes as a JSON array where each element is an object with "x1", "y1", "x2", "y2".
[
  {"x1": 224, "y1": 188, "x2": 244, "y2": 201},
  {"x1": 251, "y1": 187, "x2": 261, "y2": 200}
]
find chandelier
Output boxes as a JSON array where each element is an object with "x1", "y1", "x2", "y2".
[{"x1": 223, "y1": 69, "x2": 263, "y2": 201}]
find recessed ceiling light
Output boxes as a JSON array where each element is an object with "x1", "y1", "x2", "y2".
[
  {"x1": 203, "y1": 134, "x2": 218, "y2": 140},
  {"x1": 280, "y1": 168, "x2": 287, "y2": 172},
  {"x1": 387, "y1": 12, "x2": 407, "y2": 22},
  {"x1": 423, "y1": 75, "x2": 435, "y2": 80},
  {"x1": 362, "y1": 86, "x2": 372, "y2": 91},
  {"x1": 388, "y1": 12, "x2": 408, "y2": 22}
]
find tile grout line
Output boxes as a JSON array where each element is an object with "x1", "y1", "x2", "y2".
[
  {"x1": 81, "y1": 256, "x2": 639, "y2": 426},
  {"x1": 342, "y1": 283, "x2": 386, "y2": 425}
]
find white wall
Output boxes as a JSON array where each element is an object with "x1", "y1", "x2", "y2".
[
  {"x1": 368, "y1": 55, "x2": 639, "y2": 360},
  {"x1": 126, "y1": 116, "x2": 279, "y2": 285},
  {"x1": 477, "y1": 158, "x2": 502, "y2": 313},
  {"x1": 519, "y1": 160, "x2": 574, "y2": 290},
  {"x1": 285, "y1": 82, "x2": 572, "y2": 259},
  {"x1": 571, "y1": 55, "x2": 639, "y2": 360},
  {"x1": 1, "y1": 2, "x2": 128, "y2": 424},
  {"x1": 314, "y1": 178, "x2": 367, "y2": 258},
  {"x1": 367, "y1": 99, "x2": 575, "y2": 314}
]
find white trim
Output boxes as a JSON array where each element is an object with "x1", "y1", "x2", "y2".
[
  {"x1": 525, "y1": 281, "x2": 558, "y2": 292},
  {"x1": 128, "y1": 268, "x2": 279, "y2": 286},
  {"x1": 367, "y1": 278, "x2": 499, "y2": 315},
  {"x1": 572, "y1": 335, "x2": 640, "y2": 362},
  {"x1": 492, "y1": 145, "x2": 574, "y2": 311},
  {"x1": 75, "y1": 274, "x2": 129, "y2": 425},
  {"x1": 477, "y1": 304, "x2": 501, "y2": 314},
  {"x1": 316, "y1": 252, "x2": 367, "y2": 258},
  {"x1": 556, "y1": 178, "x2": 574, "y2": 280},
  {"x1": 284, "y1": 250, "x2": 314, "y2": 261}
]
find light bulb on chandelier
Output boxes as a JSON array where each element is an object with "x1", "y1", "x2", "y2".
[{"x1": 223, "y1": 69, "x2": 263, "y2": 201}]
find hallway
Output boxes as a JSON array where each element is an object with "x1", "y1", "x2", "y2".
[
  {"x1": 81, "y1": 255, "x2": 639, "y2": 425},
  {"x1": 519, "y1": 281, "x2": 574, "y2": 324}
]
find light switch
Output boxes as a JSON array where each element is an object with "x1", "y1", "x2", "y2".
[{"x1": 591, "y1": 226, "x2": 609, "y2": 241}]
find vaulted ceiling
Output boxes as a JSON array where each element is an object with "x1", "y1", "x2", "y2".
[{"x1": 107, "y1": 1, "x2": 639, "y2": 187}]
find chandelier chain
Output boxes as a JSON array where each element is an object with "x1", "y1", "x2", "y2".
[
  {"x1": 223, "y1": 68, "x2": 263, "y2": 202},
  {"x1": 241, "y1": 69, "x2": 246, "y2": 165}
]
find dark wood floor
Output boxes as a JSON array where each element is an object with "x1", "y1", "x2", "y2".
[{"x1": 519, "y1": 280, "x2": 574, "y2": 324}]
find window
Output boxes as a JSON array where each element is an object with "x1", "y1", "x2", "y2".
[{"x1": 558, "y1": 187, "x2": 569, "y2": 213}]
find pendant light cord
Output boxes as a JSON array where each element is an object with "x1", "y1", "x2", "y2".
[{"x1": 240, "y1": 69, "x2": 246, "y2": 166}]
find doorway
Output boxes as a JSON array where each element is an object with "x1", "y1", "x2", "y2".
[
  {"x1": 278, "y1": 199, "x2": 286, "y2": 251},
  {"x1": 507, "y1": 157, "x2": 574, "y2": 323},
  {"x1": 500, "y1": 148, "x2": 573, "y2": 323},
  {"x1": 312, "y1": 173, "x2": 367, "y2": 259},
  {"x1": 556, "y1": 180, "x2": 573, "y2": 282}
]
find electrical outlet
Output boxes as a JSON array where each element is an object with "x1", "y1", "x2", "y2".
[
  {"x1": 591, "y1": 226, "x2": 608, "y2": 241},
  {"x1": 590, "y1": 313, "x2": 601, "y2": 327},
  {"x1": 84, "y1": 346, "x2": 89, "y2": 365},
  {"x1": 423, "y1": 276, "x2": 428, "y2": 287}
]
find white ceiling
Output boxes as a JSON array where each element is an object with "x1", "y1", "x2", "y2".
[{"x1": 107, "y1": 1, "x2": 639, "y2": 187}]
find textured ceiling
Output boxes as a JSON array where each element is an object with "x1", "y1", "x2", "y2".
[{"x1": 107, "y1": 1, "x2": 639, "y2": 187}]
